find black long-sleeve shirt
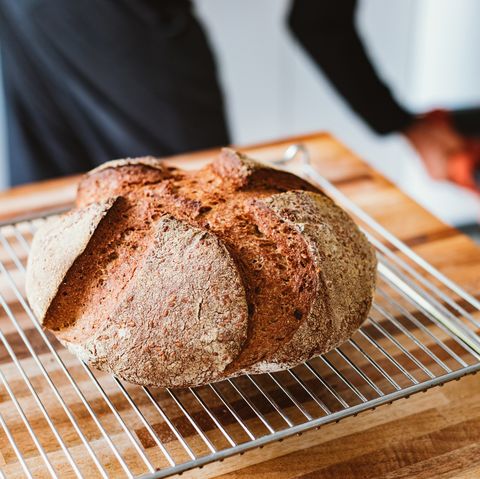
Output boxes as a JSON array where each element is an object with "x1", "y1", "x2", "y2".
[
  {"x1": 0, "y1": 0, "x2": 228, "y2": 184},
  {"x1": 288, "y1": 0, "x2": 413, "y2": 134},
  {"x1": 0, "y1": 0, "x2": 413, "y2": 185}
]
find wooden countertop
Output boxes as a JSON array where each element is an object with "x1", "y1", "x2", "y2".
[{"x1": 0, "y1": 132, "x2": 479, "y2": 478}]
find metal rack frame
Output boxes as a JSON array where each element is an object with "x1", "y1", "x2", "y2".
[{"x1": 0, "y1": 146, "x2": 478, "y2": 478}]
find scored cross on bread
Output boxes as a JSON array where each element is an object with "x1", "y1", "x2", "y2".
[{"x1": 26, "y1": 149, "x2": 376, "y2": 388}]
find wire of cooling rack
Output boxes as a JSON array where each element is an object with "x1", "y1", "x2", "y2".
[{"x1": 0, "y1": 146, "x2": 478, "y2": 478}]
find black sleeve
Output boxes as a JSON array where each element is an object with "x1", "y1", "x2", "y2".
[{"x1": 288, "y1": 0, "x2": 414, "y2": 134}]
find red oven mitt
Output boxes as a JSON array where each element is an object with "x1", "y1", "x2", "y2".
[{"x1": 447, "y1": 147, "x2": 480, "y2": 193}]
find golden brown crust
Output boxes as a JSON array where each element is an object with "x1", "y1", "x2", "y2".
[
  {"x1": 26, "y1": 149, "x2": 377, "y2": 388},
  {"x1": 76, "y1": 156, "x2": 174, "y2": 208}
]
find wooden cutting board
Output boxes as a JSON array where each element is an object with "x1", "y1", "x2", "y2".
[{"x1": 0, "y1": 132, "x2": 478, "y2": 479}]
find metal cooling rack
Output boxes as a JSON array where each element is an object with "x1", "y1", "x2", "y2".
[{"x1": 0, "y1": 146, "x2": 479, "y2": 478}]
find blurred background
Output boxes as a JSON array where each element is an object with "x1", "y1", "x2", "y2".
[{"x1": 0, "y1": 0, "x2": 479, "y2": 232}]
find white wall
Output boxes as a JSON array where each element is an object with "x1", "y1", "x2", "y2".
[{"x1": 410, "y1": 0, "x2": 480, "y2": 109}]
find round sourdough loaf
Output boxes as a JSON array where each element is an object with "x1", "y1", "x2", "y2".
[{"x1": 26, "y1": 149, "x2": 376, "y2": 388}]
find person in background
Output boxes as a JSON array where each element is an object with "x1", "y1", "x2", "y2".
[{"x1": 0, "y1": 0, "x2": 477, "y2": 188}]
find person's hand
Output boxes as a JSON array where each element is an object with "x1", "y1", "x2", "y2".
[{"x1": 403, "y1": 110, "x2": 468, "y2": 180}]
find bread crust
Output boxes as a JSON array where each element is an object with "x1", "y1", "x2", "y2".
[
  {"x1": 26, "y1": 198, "x2": 117, "y2": 323},
  {"x1": 26, "y1": 149, "x2": 377, "y2": 388},
  {"x1": 76, "y1": 156, "x2": 173, "y2": 208},
  {"x1": 54, "y1": 215, "x2": 249, "y2": 388},
  {"x1": 241, "y1": 191, "x2": 377, "y2": 374}
]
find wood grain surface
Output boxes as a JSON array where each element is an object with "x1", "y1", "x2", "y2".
[{"x1": 0, "y1": 133, "x2": 478, "y2": 479}]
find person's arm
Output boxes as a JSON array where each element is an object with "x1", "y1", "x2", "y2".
[
  {"x1": 288, "y1": 0, "x2": 413, "y2": 134},
  {"x1": 288, "y1": 0, "x2": 479, "y2": 190}
]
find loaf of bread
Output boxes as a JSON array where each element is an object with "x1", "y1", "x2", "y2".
[{"x1": 26, "y1": 149, "x2": 376, "y2": 388}]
